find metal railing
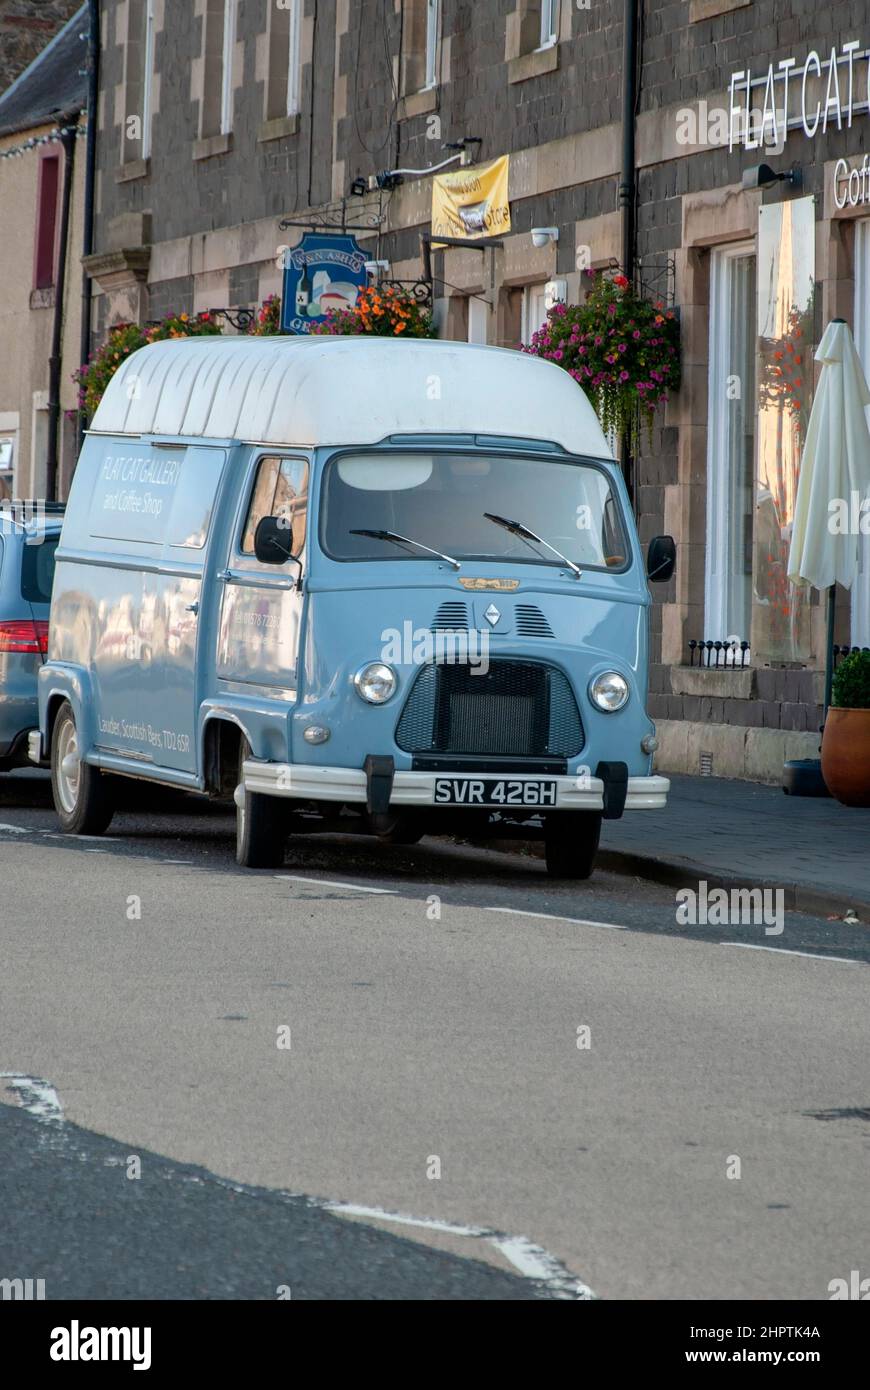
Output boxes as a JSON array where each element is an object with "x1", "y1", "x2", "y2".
[{"x1": 687, "y1": 639, "x2": 751, "y2": 669}]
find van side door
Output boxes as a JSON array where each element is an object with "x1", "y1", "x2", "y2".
[{"x1": 216, "y1": 455, "x2": 308, "y2": 696}]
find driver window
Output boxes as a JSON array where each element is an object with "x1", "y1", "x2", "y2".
[{"x1": 241, "y1": 456, "x2": 309, "y2": 557}]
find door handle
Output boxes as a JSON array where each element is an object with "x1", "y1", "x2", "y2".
[{"x1": 185, "y1": 602, "x2": 200, "y2": 615}]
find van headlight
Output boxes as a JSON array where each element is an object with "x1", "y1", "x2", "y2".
[
  {"x1": 589, "y1": 671, "x2": 629, "y2": 712},
  {"x1": 354, "y1": 662, "x2": 397, "y2": 704}
]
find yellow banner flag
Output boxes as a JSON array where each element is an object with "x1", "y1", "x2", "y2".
[{"x1": 431, "y1": 155, "x2": 511, "y2": 241}]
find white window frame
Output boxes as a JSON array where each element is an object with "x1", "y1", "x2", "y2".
[
  {"x1": 141, "y1": 0, "x2": 156, "y2": 159},
  {"x1": 522, "y1": 283, "x2": 549, "y2": 345},
  {"x1": 852, "y1": 220, "x2": 870, "y2": 646},
  {"x1": 705, "y1": 241, "x2": 756, "y2": 655},
  {"x1": 220, "y1": 0, "x2": 237, "y2": 136},
  {"x1": 539, "y1": 0, "x2": 559, "y2": 50},
  {"x1": 467, "y1": 296, "x2": 488, "y2": 344},
  {"x1": 286, "y1": 0, "x2": 303, "y2": 117},
  {"x1": 423, "y1": 0, "x2": 441, "y2": 90}
]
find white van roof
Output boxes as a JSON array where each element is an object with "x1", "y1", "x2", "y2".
[{"x1": 89, "y1": 336, "x2": 613, "y2": 457}]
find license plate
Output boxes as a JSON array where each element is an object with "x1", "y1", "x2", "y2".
[{"x1": 433, "y1": 777, "x2": 558, "y2": 807}]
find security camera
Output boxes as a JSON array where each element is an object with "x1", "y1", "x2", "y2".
[
  {"x1": 531, "y1": 227, "x2": 560, "y2": 248},
  {"x1": 364, "y1": 260, "x2": 390, "y2": 275},
  {"x1": 741, "y1": 163, "x2": 802, "y2": 191}
]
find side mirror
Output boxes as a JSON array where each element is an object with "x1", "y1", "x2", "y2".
[
  {"x1": 254, "y1": 515, "x2": 299, "y2": 566},
  {"x1": 647, "y1": 534, "x2": 676, "y2": 583}
]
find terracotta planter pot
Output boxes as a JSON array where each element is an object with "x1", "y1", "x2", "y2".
[{"x1": 821, "y1": 707, "x2": 870, "y2": 807}]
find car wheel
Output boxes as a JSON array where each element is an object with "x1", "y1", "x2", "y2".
[
  {"x1": 544, "y1": 810, "x2": 601, "y2": 880},
  {"x1": 235, "y1": 737, "x2": 286, "y2": 869},
  {"x1": 50, "y1": 700, "x2": 115, "y2": 835}
]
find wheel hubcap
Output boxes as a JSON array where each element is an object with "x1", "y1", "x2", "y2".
[{"x1": 56, "y1": 720, "x2": 80, "y2": 815}]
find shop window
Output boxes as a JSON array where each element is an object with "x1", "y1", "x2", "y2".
[
  {"x1": 753, "y1": 198, "x2": 815, "y2": 663},
  {"x1": 851, "y1": 220, "x2": 870, "y2": 646},
  {"x1": 0, "y1": 437, "x2": 14, "y2": 500},
  {"x1": 522, "y1": 284, "x2": 549, "y2": 344},
  {"x1": 705, "y1": 244, "x2": 755, "y2": 653},
  {"x1": 403, "y1": 0, "x2": 441, "y2": 94},
  {"x1": 467, "y1": 297, "x2": 488, "y2": 344},
  {"x1": 33, "y1": 154, "x2": 60, "y2": 290}
]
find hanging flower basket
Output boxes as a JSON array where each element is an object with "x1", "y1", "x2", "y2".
[
  {"x1": 310, "y1": 284, "x2": 436, "y2": 338},
  {"x1": 523, "y1": 270, "x2": 680, "y2": 452},
  {"x1": 72, "y1": 312, "x2": 221, "y2": 419}
]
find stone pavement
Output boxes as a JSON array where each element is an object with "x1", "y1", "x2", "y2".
[{"x1": 600, "y1": 773, "x2": 870, "y2": 917}]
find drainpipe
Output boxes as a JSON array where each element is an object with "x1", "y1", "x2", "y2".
[
  {"x1": 46, "y1": 121, "x2": 77, "y2": 505},
  {"x1": 77, "y1": 0, "x2": 100, "y2": 458},
  {"x1": 618, "y1": 0, "x2": 639, "y2": 511}
]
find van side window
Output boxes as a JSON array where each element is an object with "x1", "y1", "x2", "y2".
[{"x1": 241, "y1": 457, "x2": 308, "y2": 557}]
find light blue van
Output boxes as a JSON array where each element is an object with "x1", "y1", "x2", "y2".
[{"x1": 35, "y1": 336, "x2": 672, "y2": 877}]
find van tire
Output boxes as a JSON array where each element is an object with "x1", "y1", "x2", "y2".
[
  {"x1": 544, "y1": 811, "x2": 601, "y2": 880},
  {"x1": 235, "y1": 739, "x2": 286, "y2": 869},
  {"x1": 50, "y1": 700, "x2": 115, "y2": 835}
]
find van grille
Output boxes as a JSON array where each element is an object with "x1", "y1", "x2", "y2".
[
  {"x1": 395, "y1": 659, "x2": 584, "y2": 758},
  {"x1": 515, "y1": 604, "x2": 554, "y2": 638}
]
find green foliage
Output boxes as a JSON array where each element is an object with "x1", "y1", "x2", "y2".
[
  {"x1": 523, "y1": 269, "x2": 681, "y2": 452},
  {"x1": 831, "y1": 649, "x2": 870, "y2": 709}
]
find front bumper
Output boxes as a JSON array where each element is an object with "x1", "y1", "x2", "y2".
[{"x1": 243, "y1": 759, "x2": 669, "y2": 811}]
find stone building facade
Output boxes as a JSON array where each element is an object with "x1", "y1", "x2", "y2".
[{"x1": 86, "y1": 0, "x2": 870, "y2": 782}]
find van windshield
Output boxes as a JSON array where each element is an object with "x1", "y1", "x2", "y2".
[{"x1": 321, "y1": 452, "x2": 629, "y2": 570}]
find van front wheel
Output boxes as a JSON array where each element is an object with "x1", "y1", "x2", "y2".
[
  {"x1": 50, "y1": 700, "x2": 115, "y2": 835},
  {"x1": 544, "y1": 811, "x2": 601, "y2": 880},
  {"x1": 235, "y1": 740, "x2": 286, "y2": 869}
]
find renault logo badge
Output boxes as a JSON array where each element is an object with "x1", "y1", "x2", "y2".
[{"x1": 484, "y1": 603, "x2": 501, "y2": 627}]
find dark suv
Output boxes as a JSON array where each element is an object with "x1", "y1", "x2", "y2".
[{"x1": 0, "y1": 507, "x2": 63, "y2": 771}]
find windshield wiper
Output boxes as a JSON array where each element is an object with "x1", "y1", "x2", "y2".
[
  {"x1": 350, "y1": 528, "x2": 461, "y2": 570},
  {"x1": 483, "y1": 513, "x2": 583, "y2": 579}
]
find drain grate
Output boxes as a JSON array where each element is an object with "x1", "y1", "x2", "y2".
[{"x1": 699, "y1": 750, "x2": 714, "y2": 776}]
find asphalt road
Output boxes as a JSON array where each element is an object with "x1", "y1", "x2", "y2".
[{"x1": 1, "y1": 769, "x2": 868, "y2": 1300}]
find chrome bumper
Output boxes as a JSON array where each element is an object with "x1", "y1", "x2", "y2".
[{"x1": 242, "y1": 759, "x2": 669, "y2": 811}]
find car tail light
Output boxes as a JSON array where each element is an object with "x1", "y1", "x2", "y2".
[{"x1": 0, "y1": 619, "x2": 49, "y2": 654}]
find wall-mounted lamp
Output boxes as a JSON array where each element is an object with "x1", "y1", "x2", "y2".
[{"x1": 742, "y1": 162, "x2": 802, "y2": 191}]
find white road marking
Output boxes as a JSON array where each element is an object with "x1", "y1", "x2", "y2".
[
  {"x1": 721, "y1": 943, "x2": 859, "y2": 964},
  {"x1": 316, "y1": 1197, "x2": 594, "y2": 1300},
  {"x1": 0, "y1": 1072, "x2": 64, "y2": 1123},
  {"x1": 0, "y1": 822, "x2": 29, "y2": 833},
  {"x1": 162, "y1": 859, "x2": 194, "y2": 865},
  {"x1": 275, "y1": 874, "x2": 396, "y2": 895},
  {"x1": 485, "y1": 906, "x2": 626, "y2": 930}
]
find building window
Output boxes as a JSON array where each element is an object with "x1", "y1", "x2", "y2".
[
  {"x1": 220, "y1": 0, "x2": 237, "y2": 135},
  {"x1": 142, "y1": 0, "x2": 155, "y2": 158},
  {"x1": 403, "y1": 0, "x2": 440, "y2": 94},
  {"x1": 122, "y1": 0, "x2": 156, "y2": 164},
  {"x1": 705, "y1": 243, "x2": 756, "y2": 652},
  {"x1": 286, "y1": 0, "x2": 303, "y2": 115},
  {"x1": 0, "y1": 436, "x2": 14, "y2": 499},
  {"x1": 539, "y1": 0, "x2": 560, "y2": 48},
  {"x1": 33, "y1": 153, "x2": 60, "y2": 290},
  {"x1": 852, "y1": 220, "x2": 870, "y2": 646}
]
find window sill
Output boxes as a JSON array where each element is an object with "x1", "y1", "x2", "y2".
[
  {"x1": 397, "y1": 86, "x2": 439, "y2": 121},
  {"x1": 193, "y1": 132, "x2": 233, "y2": 162},
  {"x1": 671, "y1": 666, "x2": 755, "y2": 700},
  {"x1": 507, "y1": 45, "x2": 559, "y2": 85},
  {"x1": 115, "y1": 158, "x2": 150, "y2": 184},
  {"x1": 30, "y1": 286, "x2": 56, "y2": 310},
  {"x1": 258, "y1": 114, "x2": 300, "y2": 143},
  {"x1": 689, "y1": 0, "x2": 750, "y2": 21}
]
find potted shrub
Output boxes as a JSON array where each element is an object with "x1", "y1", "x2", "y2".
[{"x1": 821, "y1": 649, "x2": 870, "y2": 806}]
